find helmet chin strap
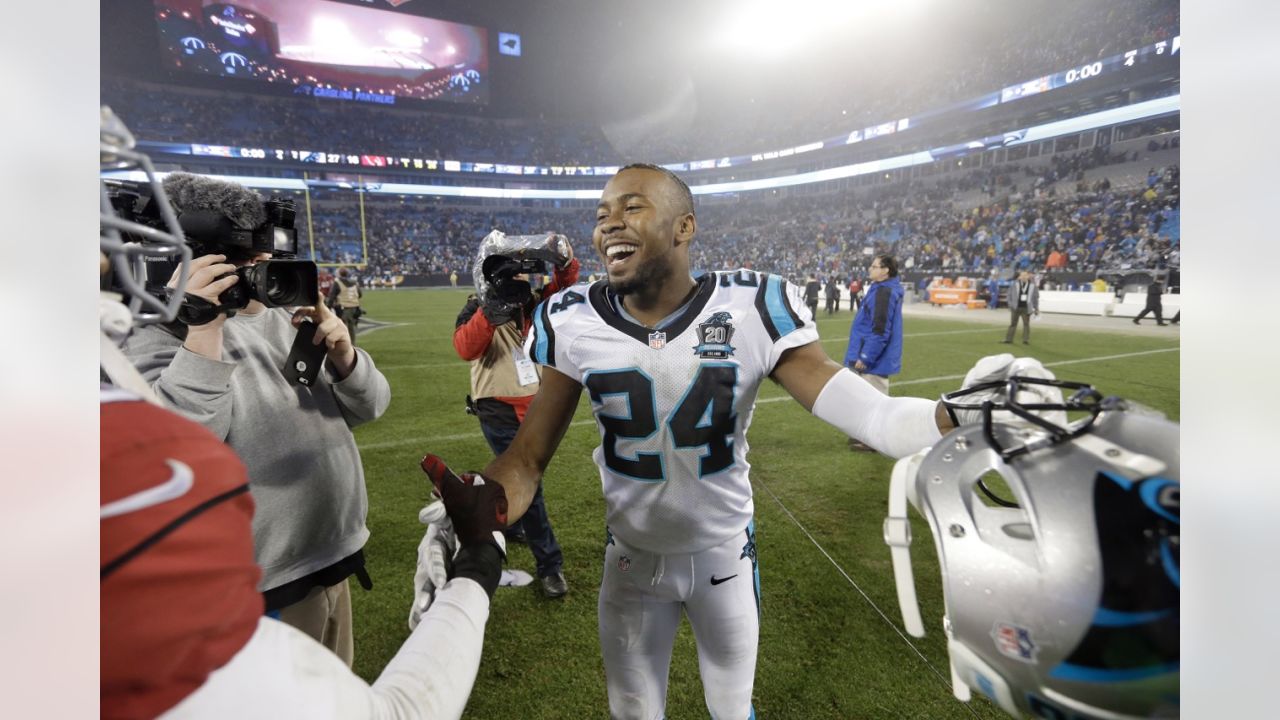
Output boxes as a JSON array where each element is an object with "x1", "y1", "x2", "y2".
[{"x1": 884, "y1": 450, "x2": 927, "y2": 638}]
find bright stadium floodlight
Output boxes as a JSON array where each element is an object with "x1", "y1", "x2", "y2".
[
  {"x1": 713, "y1": 1, "x2": 823, "y2": 58},
  {"x1": 713, "y1": 0, "x2": 929, "y2": 58}
]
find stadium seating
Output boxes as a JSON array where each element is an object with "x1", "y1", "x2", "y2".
[{"x1": 298, "y1": 147, "x2": 1177, "y2": 287}]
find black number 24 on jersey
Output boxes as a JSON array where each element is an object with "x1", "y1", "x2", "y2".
[{"x1": 584, "y1": 365, "x2": 738, "y2": 481}]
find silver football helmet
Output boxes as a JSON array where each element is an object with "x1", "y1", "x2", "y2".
[
  {"x1": 886, "y1": 378, "x2": 1179, "y2": 718},
  {"x1": 100, "y1": 106, "x2": 190, "y2": 326}
]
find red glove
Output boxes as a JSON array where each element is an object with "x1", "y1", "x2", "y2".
[{"x1": 420, "y1": 454, "x2": 509, "y2": 548}]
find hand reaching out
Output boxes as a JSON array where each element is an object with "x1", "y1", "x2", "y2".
[{"x1": 409, "y1": 455, "x2": 509, "y2": 629}]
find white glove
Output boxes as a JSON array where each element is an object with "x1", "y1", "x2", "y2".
[
  {"x1": 409, "y1": 500, "x2": 455, "y2": 631},
  {"x1": 951, "y1": 353, "x2": 1067, "y2": 428}
]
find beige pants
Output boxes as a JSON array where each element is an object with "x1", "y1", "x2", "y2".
[
  {"x1": 339, "y1": 307, "x2": 360, "y2": 346},
  {"x1": 1005, "y1": 307, "x2": 1032, "y2": 343},
  {"x1": 277, "y1": 579, "x2": 354, "y2": 666}
]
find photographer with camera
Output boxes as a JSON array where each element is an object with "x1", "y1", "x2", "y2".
[
  {"x1": 452, "y1": 231, "x2": 578, "y2": 598},
  {"x1": 122, "y1": 172, "x2": 390, "y2": 666},
  {"x1": 328, "y1": 267, "x2": 364, "y2": 345}
]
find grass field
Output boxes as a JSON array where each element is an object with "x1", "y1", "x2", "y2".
[{"x1": 346, "y1": 288, "x2": 1180, "y2": 719}]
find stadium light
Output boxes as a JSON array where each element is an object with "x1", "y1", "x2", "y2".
[
  {"x1": 712, "y1": 0, "x2": 930, "y2": 58},
  {"x1": 714, "y1": 1, "x2": 827, "y2": 58}
]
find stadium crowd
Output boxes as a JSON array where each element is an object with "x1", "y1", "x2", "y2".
[
  {"x1": 102, "y1": 1, "x2": 1176, "y2": 164},
  {"x1": 308, "y1": 202, "x2": 593, "y2": 279},
  {"x1": 310, "y1": 148, "x2": 1178, "y2": 287},
  {"x1": 686, "y1": 166, "x2": 1179, "y2": 282}
]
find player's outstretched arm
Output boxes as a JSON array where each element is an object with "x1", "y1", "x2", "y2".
[
  {"x1": 768, "y1": 341, "x2": 845, "y2": 410},
  {"x1": 482, "y1": 365, "x2": 583, "y2": 523},
  {"x1": 771, "y1": 342, "x2": 951, "y2": 459}
]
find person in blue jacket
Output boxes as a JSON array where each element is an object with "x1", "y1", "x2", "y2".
[{"x1": 844, "y1": 255, "x2": 905, "y2": 449}]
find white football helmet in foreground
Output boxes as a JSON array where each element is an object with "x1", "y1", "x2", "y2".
[{"x1": 887, "y1": 375, "x2": 1179, "y2": 719}]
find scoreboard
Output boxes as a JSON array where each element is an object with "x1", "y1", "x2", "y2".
[{"x1": 1001, "y1": 36, "x2": 1179, "y2": 103}]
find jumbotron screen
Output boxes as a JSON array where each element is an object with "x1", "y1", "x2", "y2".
[{"x1": 153, "y1": 0, "x2": 489, "y2": 104}]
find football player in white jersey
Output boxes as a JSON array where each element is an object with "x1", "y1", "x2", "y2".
[{"x1": 432, "y1": 164, "x2": 1010, "y2": 719}]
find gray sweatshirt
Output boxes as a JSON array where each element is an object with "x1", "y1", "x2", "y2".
[{"x1": 122, "y1": 307, "x2": 391, "y2": 591}]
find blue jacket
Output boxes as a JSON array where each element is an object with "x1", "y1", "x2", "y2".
[{"x1": 844, "y1": 276, "x2": 904, "y2": 377}]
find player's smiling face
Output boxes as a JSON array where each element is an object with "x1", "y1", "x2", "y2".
[{"x1": 593, "y1": 168, "x2": 690, "y2": 295}]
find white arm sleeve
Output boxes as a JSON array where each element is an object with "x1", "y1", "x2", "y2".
[
  {"x1": 162, "y1": 578, "x2": 490, "y2": 720},
  {"x1": 810, "y1": 368, "x2": 943, "y2": 459}
]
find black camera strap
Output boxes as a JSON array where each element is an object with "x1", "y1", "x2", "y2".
[{"x1": 168, "y1": 290, "x2": 237, "y2": 326}]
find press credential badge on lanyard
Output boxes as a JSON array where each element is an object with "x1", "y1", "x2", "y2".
[{"x1": 513, "y1": 347, "x2": 539, "y2": 386}]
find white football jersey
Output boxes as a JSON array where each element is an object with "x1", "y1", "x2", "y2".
[{"x1": 526, "y1": 270, "x2": 818, "y2": 554}]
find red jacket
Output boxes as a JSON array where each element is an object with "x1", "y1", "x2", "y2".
[{"x1": 453, "y1": 258, "x2": 580, "y2": 421}]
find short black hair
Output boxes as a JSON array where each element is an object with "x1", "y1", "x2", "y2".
[
  {"x1": 619, "y1": 163, "x2": 695, "y2": 217},
  {"x1": 875, "y1": 254, "x2": 899, "y2": 278}
]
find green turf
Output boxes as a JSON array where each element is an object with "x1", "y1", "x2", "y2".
[{"x1": 347, "y1": 289, "x2": 1179, "y2": 719}]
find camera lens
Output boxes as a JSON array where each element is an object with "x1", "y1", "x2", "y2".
[
  {"x1": 246, "y1": 260, "x2": 318, "y2": 307},
  {"x1": 266, "y1": 266, "x2": 300, "y2": 305}
]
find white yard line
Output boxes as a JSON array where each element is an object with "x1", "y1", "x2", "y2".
[
  {"x1": 353, "y1": 320, "x2": 412, "y2": 338},
  {"x1": 821, "y1": 328, "x2": 995, "y2": 344},
  {"x1": 381, "y1": 361, "x2": 471, "y2": 371},
  {"x1": 360, "y1": 418, "x2": 597, "y2": 451}
]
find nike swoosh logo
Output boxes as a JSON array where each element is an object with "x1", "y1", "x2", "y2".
[
  {"x1": 710, "y1": 574, "x2": 738, "y2": 586},
  {"x1": 101, "y1": 459, "x2": 195, "y2": 519}
]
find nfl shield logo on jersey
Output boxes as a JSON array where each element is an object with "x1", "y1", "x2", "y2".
[
  {"x1": 618, "y1": 555, "x2": 632, "y2": 572},
  {"x1": 694, "y1": 312, "x2": 736, "y2": 358},
  {"x1": 648, "y1": 331, "x2": 667, "y2": 350}
]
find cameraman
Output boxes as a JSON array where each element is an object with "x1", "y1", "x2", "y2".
[
  {"x1": 452, "y1": 235, "x2": 579, "y2": 598},
  {"x1": 328, "y1": 267, "x2": 363, "y2": 345},
  {"x1": 122, "y1": 173, "x2": 391, "y2": 666}
]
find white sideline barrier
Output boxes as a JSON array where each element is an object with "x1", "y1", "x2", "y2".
[
  {"x1": 1038, "y1": 290, "x2": 1115, "y2": 316},
  {"x1": 1110, "y1": 293, "x2": 1181, "y2": 318}
]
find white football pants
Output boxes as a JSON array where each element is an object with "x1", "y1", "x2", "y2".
[{"x1": 599, "y1": 523, "x2": 760, "y2": 720}]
